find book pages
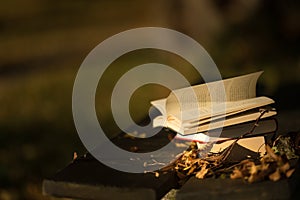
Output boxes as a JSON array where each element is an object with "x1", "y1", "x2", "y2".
[
  {"x1": 183, "y1": 110, "x2": 276, "y2": 134},
  {"x1": 183, "y1": 96, "x2": 274, "y2": 127},
  {"x1": 165, "y1": 71, "x2": 263, "y2": 118},
  {"x1": 150, "y1": 98, "x2": 167, "y2": 116}
]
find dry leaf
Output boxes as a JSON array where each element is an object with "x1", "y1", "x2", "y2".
[
  {"x1": 265, "y1": 145, "x2": 279, "y2": 161},
  {"x1": 165, "y1": 133, "x2": 297, "y2": 184},
  {"x1": 269, "y1": 169, "x2": 281, "y2": 181},
  {"x1": 230, "y1": 168, "x2": 243, "y2": 179},
  {"x1": 130, "y1": 146, "x2": 139, "y2": 152},
  {"x1": 73, "y1": 152, "x2": 78, "y2": 160},
  {"x1": 249, "y1": 162, "x2": 258, "y2": 175},
  {"x1": 138, "y1": 133, "x2": 146, "y2": 138},
  {"x1": 279, "y1": 162, "x2": 290, "y2": 173},
  {"x1": 195, "y1": 164, "x2": 208, "y2": 179},
  {"x1": 261, "y1": 163, "x2": 270, "y2": 171},
  {"x1": 286, "y1": 168, "x2": 295, "y2": 178},
  {"x1": 187, "y1": 165, "x2": 197, "y2": 176},
  {"x1": 175, "y1": 143, "x2": 189, "y2": 148},
  {"x1": 248, "y1": 174, "x2": 255, "y2": 183}
]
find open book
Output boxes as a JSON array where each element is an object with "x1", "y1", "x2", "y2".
[{"x1": 151, "y1": 71, "x2": 276, "y2": 135}]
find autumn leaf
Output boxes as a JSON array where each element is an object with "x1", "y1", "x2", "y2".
[
  {"x1": 195, "y1": 164, "x2": 208, "y2": 179},
  {"x1": 286, "y1": 169, "x2": 295, "y2": 178},
  {"x1": 230, "y1": 168, "x2": 243, "y2": 179},
  {"x1": 279, "y1": 162, "x2": 290, "y2": 173},
  {"x1": 187, "y1": 165, "x2": 197, "y2": 175},
  {"x1": 265, "y1": 145, "x2": 280, "y2": 161},
  {"x1": 269, "y1": 169, "x2": 281, "y2": 181}
]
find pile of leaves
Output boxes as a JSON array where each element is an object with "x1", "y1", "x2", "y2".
[
  {"x1": 230, "y1": 145, "x2": 295, "y2": 183},
  {"x1": 162, "y1": 132, "x2": 299, "y2": 184}
]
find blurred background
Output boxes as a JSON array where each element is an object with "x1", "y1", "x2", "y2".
[{"x1": 0, "y1": 0, "x2": 299, "y2": 199}]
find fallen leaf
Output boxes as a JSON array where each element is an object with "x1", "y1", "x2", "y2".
[
  {"x1": 230, "y1": 168, "x2": 243, "y2": 179},
  {"x1": 175, "y1": 143, "x2": 189, "y2": 148},
  {"x1": 73, "y1": 152, "x2": 77, "y2": 160},
  {"x1": 265, "y1": 145, "x2": 279, "y2": 161},
  {"x1": 187, "y1": 165, "x2": 197, "y2": 175},
  {"x1": 279, "y1": 162, "x2": 290, "y2": 173},
  {"x1": 286, "y1": 169, "x2": 295, "y2": 178},
  {"x1": 249, "y1": 163, "x2": 258, "y2": 175},
  {"x1": 130, "y1": 146, "x2": 139, "y2": 152},
  {"x1": 269, "y1": 169, "x2": 281, "y2": 181},
  {"x1": 195, "y1": 164, "x2": 208, "y2": 179},
  {"x1": 155, "y1": 172, "x2": 160, "y2": 178}
]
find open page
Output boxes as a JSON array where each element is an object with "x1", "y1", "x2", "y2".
[
  {"x1": 150, "y1": 98, "x2": 167, "y2": 116},
  {"x1": 165, "y1": 71, "x2": 263, "y2": 120},
  {"x1": 182, "y1": 96, "x2": 274, "y2": 126}
]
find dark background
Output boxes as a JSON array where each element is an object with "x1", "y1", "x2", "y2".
[{"x1": 0, "y1": 0, "x2": 299, "y2": 199}]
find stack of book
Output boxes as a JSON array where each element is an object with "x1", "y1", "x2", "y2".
[{"x1": 151, "y1": 71, "x2": 277, "y2": 155}]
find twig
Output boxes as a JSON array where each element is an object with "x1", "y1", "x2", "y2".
[
  {"x1": 143, "y1": 159, "x2": 166, "y2": 167},
  {"x1": 220, "y1": 108, "x2": 270, "y2": 162}
]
